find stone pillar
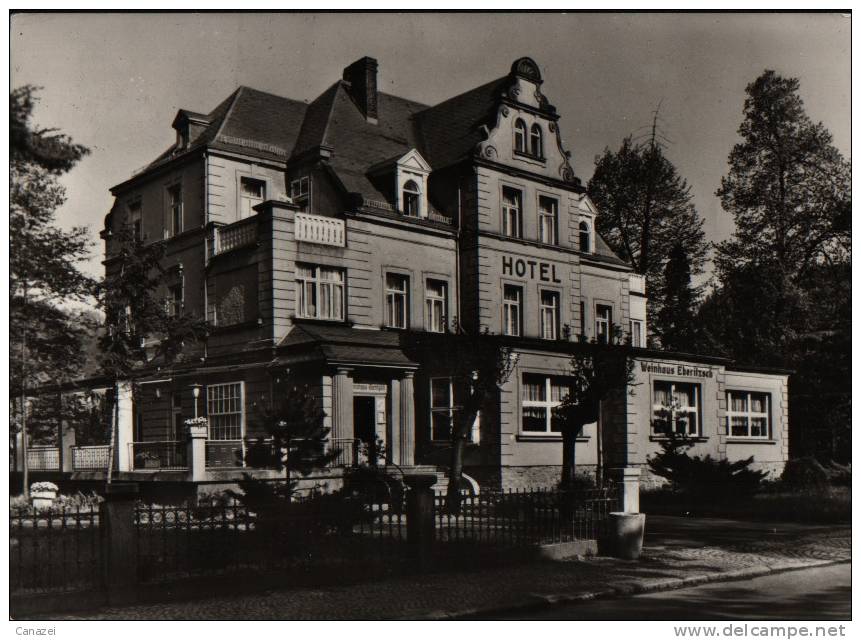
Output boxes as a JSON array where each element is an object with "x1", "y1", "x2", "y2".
[
  {"x1": 399, "y1": 372, "x2": 415, "y2": 466},
  {"x1": 100, "y1": 482, "x2": 139, "y2": 605},
  {"x1": 404, "y1": 474, "x2": 436, "y2": 571},
  {"x1": 61, "y1": 419, "x2": 76, "y2": 473},
  {"x1": 331, "y1": 367, "x2": 354, "y2": 446},
  {"x1": 14, "y1": 431, "x2": 24, "y2": 473},
  {"x1": 611, "y1": 466, "x2": 641, "y2": 514},
  {"x1": 115, "y1": 381, "x2": 135, "y2": 472},
  {"x1": 187, "y1": 424, "x2": 208, "y2": 482},
  {"x1": 389, "y1": 378, "x2": 401, "y2": 466}
]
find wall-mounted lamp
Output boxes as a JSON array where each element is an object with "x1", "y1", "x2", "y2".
[{"x1": 190, "y1": 383, "x2": 202, "y2": 419}]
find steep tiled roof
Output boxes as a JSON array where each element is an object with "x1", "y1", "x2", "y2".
[
  {"x1": 413, "y1": 76, "x2": 511, "y2": 170},
  {"x1": 276, "y1": 322, "x2": 417, "y2": 368}
]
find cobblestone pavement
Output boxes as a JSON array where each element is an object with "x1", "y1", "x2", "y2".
[{"x1": 49, "y1": 516, "x2": 850, "y2": 620}]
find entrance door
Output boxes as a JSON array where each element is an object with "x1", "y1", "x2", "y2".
[{"x1": 353, "y1": 396, "x2": 377, "y2": 465}]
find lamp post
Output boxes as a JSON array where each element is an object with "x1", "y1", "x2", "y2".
[{"x1": 191, "y1": 384, "x2": 202, "y2": 420}]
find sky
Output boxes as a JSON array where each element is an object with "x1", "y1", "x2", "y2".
[{"x1": 10, "y1": 11, "x2": 851, "y2": 286}]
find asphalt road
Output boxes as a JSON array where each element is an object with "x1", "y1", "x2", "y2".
[{"x1": 497, "y1": 563, "x2": 851, "y2": 620}]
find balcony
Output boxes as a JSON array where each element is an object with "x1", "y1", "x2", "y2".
[
  {"x1": 211, "y1": 217, "x2": 258, "y2": 256},
  {"x1": 295, "y1": 212, "x2": 345, "y2": 247},
  {"x1": 629, "y1": 273, "x2": 646, "y2": 295},
  {"x1": 72, "y1": 445, "x2": 111, "y2": 471},
  {"x1": 130, "y1": 441, "x2": 188, "y2": 471},
  {"x1": 26, "y1": 447, "x2": 60, "y2": 471}
]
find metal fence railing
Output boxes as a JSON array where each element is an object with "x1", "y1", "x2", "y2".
[
  {"x1": 433, "y1": 486, "x2": 619, "y2": 548},
  {"x1": 130, "y1": 441, "x2": 187, "y2": 470},
  {"x1": 27, "y1": 447, "x2": 60, "y2": 471},
  {"x1": 10, "y1": 508, "x2": 102, "y2": 595},
  {"x1": 330, "y1": 438, "x2": 360, "y2": 467},
  {"x1": 71, "y1": 445, "x2": 111, "y2": 471}
]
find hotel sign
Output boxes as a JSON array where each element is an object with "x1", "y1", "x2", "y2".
[
  {"x1": 640, "y1": 362, "x2": 714, "y2": 379},
  {"x1": 502, "y1": 256, "x2": 562, "y2": 283}
]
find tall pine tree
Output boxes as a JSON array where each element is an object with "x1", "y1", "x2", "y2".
[{"x1": 657, "y1": 243, "x2": 700, "y2": 352}]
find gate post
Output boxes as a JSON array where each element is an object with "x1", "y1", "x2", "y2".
[
  {"x1": 187, "y1": 424, "x2": 208, "y2": 482},
  {"x1": 404, "y1": 474, "x2": 436, "y2": 571},
  {"x1": 101, "y1": 481, "x2": 139, "y2": 605}
]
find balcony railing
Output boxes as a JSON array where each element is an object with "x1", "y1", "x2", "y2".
[
  {"x1": 295, "y1": 212, "x2": 345, "y2": 247},
  {"x1": 211, "y1": 218, "x2": 258, "y2": 256},
  {"x1": 130, "y1": 441, "x2": 187, "y2": 471},
  {"x1": 330, "y1": 438, "x2": 360, "y2": 467},
  {"x1": 72, "y1": 445, "x2": 111, "y2": 471},
  {"x1": 629, "y1": 273, "x2": 646, "y2": 295},
  {"x1": 27, "y1": 447, "x2": 60, "y2": 471},
  {"x1": 206, "y1": 440, "x2": 244, "y2": 468}
]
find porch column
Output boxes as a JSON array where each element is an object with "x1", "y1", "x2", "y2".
[
  {"x1": 187, "y1": 424, "x2": 208, "y2": 482},
  {"x1": 399, "y1": 371, "x2": 415, "y2": 466},
  {"x1": 115, "y1": 381, "x2": 134, "y2": 472},
  {"x1": 61, "y1": 418, "x2": 76, "y2": 473},
  {"x1": 332, "y1": 367, "x2": 353, "y2": 443},
  {"x1": 14, "y1": 431, "x2": 24, "y2": 472}
]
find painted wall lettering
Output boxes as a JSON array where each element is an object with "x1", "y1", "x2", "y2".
[
  {"x1": 501, "y1": 255, "x2": 562, "y2": 283},
  {"x1": 640, "y1": 361, "x2": 714, "y2": 378}
]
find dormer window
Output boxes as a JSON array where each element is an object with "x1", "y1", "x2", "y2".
[
  {"x1": 402, "y1": 180, "x2": 421, "y2": 217},
  {"x1": 530, "y1": 124, "x2": 543, "y2": 158},
  {"x1": 514, "y1": 119, "x2": 527, "y2": 154},
  {"x1": 579, "y1": 221, "x2": 591, "y2": 253},
  {"x1": 240, "y1": 177, "x2": 265, "y2": 219}
]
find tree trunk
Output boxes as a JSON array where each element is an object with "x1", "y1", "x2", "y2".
[
  {"x1": 106, "y1": 380, "x2": 119, "y2": 485},
  {"x1": 560, "y1": 426, "x2": 579, "y2": 490},
  {"x1": 446, "y1": 408, "x2": 478, "y2": 514}
]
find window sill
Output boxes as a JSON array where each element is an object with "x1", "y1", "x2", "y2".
[
  {"x1": 516, "y1": 434, "x2": 590, "y2": 443},
  {"x1": 292, "y1": 317, "x2": 353, "y2": 327},
  {"x1": 513, "y1": 150, "x2": 546, "y2": 164},
  {"x1": 649, "y1": 435, "x2": 709, "y2": 443},
  {"x1": 726, "y1": 438, "x2": 777, "y2": 445}
]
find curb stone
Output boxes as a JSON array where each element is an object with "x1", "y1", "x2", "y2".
[{"x1": 428, "y1": 559, "x2": 848, "y2": 620}]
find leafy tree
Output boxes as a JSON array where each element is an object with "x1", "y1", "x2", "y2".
[
  {"x1": 656, "y1": 243, "x2": 700, "y2": 352},
  {"x1": 411, "y1": 326, "x2": 516, "y2": 513},
  {"x1": 98, "y1": 226, "x2": 208, "y2": 480},
  {"x1": 553, "y1": 330, "x2": 634, "y2": 490},
  {"x1": 588, "y1": 135, "x2": 707, "y2": 336},
  {"x1": 715, "y1": 70, "x2": 850, "y2": 285},
  {"x1": 10, "y1": 86, "x2": 94, "y2": 497}
]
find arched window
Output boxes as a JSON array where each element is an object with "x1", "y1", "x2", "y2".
[
  {"x1": 514, "y1": 119, "x2": 527, "y2": 154},
  {"x1": 402, "y1": 179, "x2": 421, "y2": 217},
  {"x1": 579, "y1": 221, "x2": 590, "y2": 253},
  {"x1": 530, "y1": 124, "x2": 543, "y2": 157}
]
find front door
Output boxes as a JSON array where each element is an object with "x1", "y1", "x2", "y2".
[{"x1": 353, "y1": 396, "x2": 377, "y2": 465}]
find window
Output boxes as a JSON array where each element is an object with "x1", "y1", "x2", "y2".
[
  {"x1": 502, "y1": 187, "x2": 522, "y2": 238},
  {"x1": 290, "y1": 176, "x2": 310, "y2": 213},
  {"x1": 652, "y1": 381, "x2": 701, "y2": 436},
  {"x1": 170, "y1": 393, "x2": 183, "y2": 441},
  {"x1": 595, "y1": 305, "x2": 612, "y2": 343},
  {"x1": 385, "y1": 273, "x2": 409, "y2": 329},
  {"x1": 522, "y1": 374, "x2": 571, "y2": 433},
  {"x1": 166, "y1": 282, "x2": 183, "y2": 318},
  {"x1": 514, "y1": 119, "x2": 527, "y2": 153},
  {"x1": 727, "y1": 391, "x2": 771, "y2": 438},
  {"x1": 128, "y1": 201, "x2": 142, "y2": 242},
  {"x1": 630, "y1": 320, "x2": 643, "y2": 347},
  {"x1": 503, "y1": 285, "x2": 522, "y2": 336},
  {"x1": 402, "y1": 180, "x2": 421, "y2": 217},
  {"x1": 430, "y1": 378, "x2": 479, "y2": 443},
  {"x1": 296, "y1": 265, "x2": 345, "y2": 320},
  {"x1": 425, "y1": 279, "x2": 447, "y2": 333},
  {"x1": 530, "y1": 123, "x2": 543, "y2": 158},
  {"x1": 239, "y1": 177, "x2": 265, "y2": 219},
  {"x1": 540, "y1": 290, "x2": 560, "y2": 340},
  {"x1": 538, "y1": 196, "x2": 558, "y2": 244},
  {"x1": 167, "y1": 185, "x2": 183, "y2": 237},
  {"x1": 207, "y1": 382, "x2": 244, "y2": 441},
  {"x1": 579, "y1": 221, "x2": 591, "y2": 252}
]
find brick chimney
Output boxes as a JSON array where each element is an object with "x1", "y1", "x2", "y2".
[{"x1": 343, "y1": 56, "x2": 379, "y2": 124}]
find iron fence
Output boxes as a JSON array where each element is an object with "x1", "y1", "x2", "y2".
[
  {"x1": 434, "y1": 486, "x2": 619, "y2": 548},
  {"x1": 10, "y1": 508, "x2": 102, "y2": 595},
  {"x1": 134, "y1": 494, "x2": 409, "y2": 584}
]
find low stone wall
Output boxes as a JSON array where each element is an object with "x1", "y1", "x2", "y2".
[{"x1": 500, "y1": 465, "x2": 597, "y2": 491}]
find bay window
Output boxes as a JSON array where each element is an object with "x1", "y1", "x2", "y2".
[
  {"x1": 296, "y1": 264, "x2": 345, "y2": 320},
  {"x1": 385, "y1": 273, "x2": 409, "y2": 328},
  {"x1": 727, "y1": 390, "x2": 771, "y2": 438},
  {"x1": 652, "y1": 381, "x2": 701, "y2": 436},
  {"x1": 522, "y1": 374, "x2": 571, "y2": 434}
]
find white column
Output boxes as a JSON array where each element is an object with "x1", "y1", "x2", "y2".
[
  {"x1": 611, "y1": 466, "x2": 641, "y2": 513},
  {"x1": 332, "y1": 368, "x2": 353, "y2": 443},
  {"x1": 61, "y1": 418, "x2": 76, "y2": 473},
  {"x1": 115, "y1": 381, "x2": 134, "y2": 472},
  {"x1": 187, "y1": 424, "x2": 208, "y2": 482},
  {"x1": 399, "y1": 372, "x2": 415, "y2": 466}
]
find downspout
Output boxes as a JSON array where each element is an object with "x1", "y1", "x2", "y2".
[
  {"x1": 202, "y1": 150, "x2": 209, "y2": 361},
  {"x1": 455, "y1": 187, "x2": 462, "y2": 330}
]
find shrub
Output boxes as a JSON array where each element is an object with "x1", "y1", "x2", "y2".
[
  {"x1": 780, "y1": 457, "x2": 830, "y2": 491},
  {"x1": 647, "y1": 433, "x2": 767, "y2": 500},
  {"x1": 824, "y1": 461, "x2": 851, "y2": 487}
]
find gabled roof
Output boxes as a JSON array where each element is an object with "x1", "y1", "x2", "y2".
[
  {"x1": 412, "y1": 76, "x2": 511, "y2": 171},
  {"x1": 276, "y1": 322, "x2": 418, "y2": 368}
]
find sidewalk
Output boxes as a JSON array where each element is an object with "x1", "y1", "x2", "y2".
[{"x1": 51, "y1": 516, "x2": 850, "y2": 620}]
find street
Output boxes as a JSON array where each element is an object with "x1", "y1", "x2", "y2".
[{"x1": 495, "y1": 563, "x2": 851, "y2": 620}]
